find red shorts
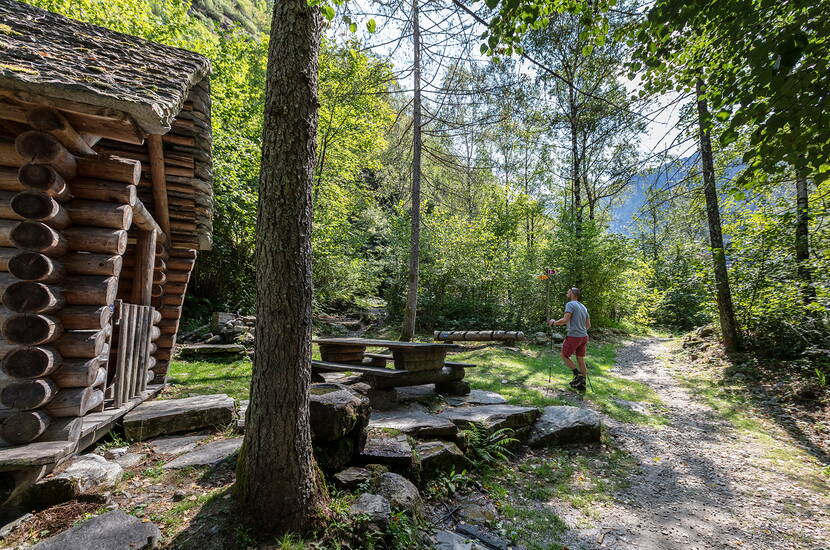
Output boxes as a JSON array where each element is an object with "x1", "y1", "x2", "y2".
[{"x1": 562, "y1": 336, "x2": 588, "y2": 357}]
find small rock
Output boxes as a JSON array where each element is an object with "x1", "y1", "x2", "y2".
[
  {"x1": 436, "y1": 381, "x2": 471, "y2": 396},
  {"x1": 30, "y1": 510, "x2": 160, "y2": 550},
  {"x1": 455, "y1": 523, "x2": 510, "y2": 550},
  {"x1": 613, "y1": 399, "x2": 651, "y2": 416},
  {"x1": 375, "y1": 472, "x2": 421, "y2": 514},
  {"x1": 333, "y1": 467, "x2": 371, "y2": 490},
  {"x1": 416, "y1": 441, "x2": 466, "y2": 477},
  {"x1": 456, "y1": 498, "x2": 497, "y2": 523},
  {"x1": 163, "y1": 437, "x2": 243, "y2": 469},
  {"x1": 102, "y1": 447, "x2": 129, "y2": 460},
  {"x1": 349, "y1": 493, "x2": 390, "y2": 529},
  {"x1": 0, "y1": 513, "x2": 32, "y2": 539},
  {"x1": 112, "y1": 453, "x2": 144, "y2": 469}
]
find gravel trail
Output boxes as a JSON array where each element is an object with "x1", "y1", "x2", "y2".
[{"x1": 557, "y1": 337, "x2": 830, "y2": 550}]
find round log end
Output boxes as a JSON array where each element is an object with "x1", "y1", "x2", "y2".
[
  {"x1": 11, "y1": 191, "x2": 57, "y2": 221},
  {"x1": 8, "y1": 252, "x2": 59, "y2": 282},
  {"x1": 1, "y1": 345, "x2": 60, "y2": 378},
  {"x1": 15, "y1": 131, "x2": 62, "y2": 163},
  {"x1": 3, "y1": 281, "x2": 62, "y2": 313},
  {"x1": 1, "y1": 410, "x2": 49, "y2": 444},
  {"x1": 4, "y1": 314, "x2": 61, "y2": 345},
  {"x1": 1, "y1": 379, "x2": 54, "y2": 410},
  {"x1": 18, "y1": 164, "x2": 58, "y2": 191}
]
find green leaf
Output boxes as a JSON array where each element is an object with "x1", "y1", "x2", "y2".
[
  {"x1": 321, "y1": 4, "x2": 335, "y2": 20},
  {"x1": 485, "y1": 0, "x2": 498, "y2": 9},
  {"x1": 349, "y1": 22, "x2": 357, "y2": 32},
  {"x1": 366, "y1": 18, "x2": 377, "y2": 33}
]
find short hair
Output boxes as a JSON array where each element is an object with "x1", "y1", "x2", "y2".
[{"x1": 570, "y1": 287, "x2": 581, "y2": 299}]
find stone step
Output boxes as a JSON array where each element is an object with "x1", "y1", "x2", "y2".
[
  {"x1": 123, "y1": 394, "x2": 236, "y2": 440},
  {"x1": 368, "y1": 405, "x2": 457, "y2": 438},
  {"x1": 437, "y1": 404, "x2": 540, "y2": 432}
]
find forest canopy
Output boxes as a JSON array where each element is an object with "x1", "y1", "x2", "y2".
[{"x1": 24, "y1": 0, "x2": 830, "y2": 363}]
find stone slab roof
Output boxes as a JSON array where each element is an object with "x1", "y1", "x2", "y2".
[{"x1": 0, "y1": 0, "x2": 211, "y2": 135}]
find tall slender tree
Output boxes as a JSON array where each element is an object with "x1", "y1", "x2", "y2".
[
  {"x1": 401, "y1": 0, "x2": 422, "y2": 341},
  {"x1": 235, "y1": 0, "x2": 327, "y2": 534},
  {"x1": 794, "y1": 167, "x2": 815, "y2": 304},
  {"x1": 696, "y1": 78, "x2": 740, "y2": 352}
]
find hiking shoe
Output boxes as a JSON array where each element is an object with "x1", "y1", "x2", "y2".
[
  {"x1": 569, "y1": 373, "x2": 583, "y2": 388},
  {"x1": 572, "y1": 376, "x2": 586, "y2": 392}
]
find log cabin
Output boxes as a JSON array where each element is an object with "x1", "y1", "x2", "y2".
[{"x1": 0, "y1": 1, "x2": 213, "y2": 503}]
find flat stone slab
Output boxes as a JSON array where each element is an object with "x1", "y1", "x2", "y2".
[
  {"x1": 112, "y1": 452, "x2": 144, "y2": 469},
  {"x1": 163, "y1": 437, "x2": 242, "y2": 469},
  {"x1": 333, "y1": 466, "x2": 371, "y2": 490},
  {"x1": 123, "y1": 394, "x2": 236, "y2": 440},
  {"x1": 446, "y1": 390, "x2": 507, "y2": 406},
  {"x1": 31, "y1": 510, "x2": 160, "y2": 550},
  {"x1": 148, "y1": 434, "x2": 210, "y2": 455},
  {"x1": 528, "y1": 406, "x2": 602, "y2": 447},
  {"x1": 369, "y1": 405, "x2": 457, "y2": 438},
  {"x1": 437, "y1": 404, "x2": 540, "y2": 432},
  {"x1": 613, "y1": 398, "x2": 651, "y2": 415},
  {"x1": 359, "y1": 430, "x2": 414, "y2": 468}
]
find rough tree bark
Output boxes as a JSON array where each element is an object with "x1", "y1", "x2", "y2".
[
  {"x1": 795, "y1": 167, "x2": 815, "y2": 304},
  {"x1": 234, "y1": 0, "x2": 326, "y2": 534},
  {"x1": 696, "y1": 78, "x2": 740, "y2": 352},
  {"x1": 401, "y1": 0, "x2": 422, "y2": 342}
]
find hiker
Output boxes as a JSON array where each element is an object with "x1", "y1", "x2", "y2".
[{"x1": 548, "y1": 287, "x2": 590, "y2": 391}]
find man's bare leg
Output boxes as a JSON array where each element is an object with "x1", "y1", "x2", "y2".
[
  {"x1": 561, "y1": 351, "x2": 576, "y2": 371},
  {"x1": 576, "y1": 356, "x2": 587, "y2": 376}
]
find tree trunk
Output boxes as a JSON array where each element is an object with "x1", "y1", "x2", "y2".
[
  {"x1": 234, "y1": 0, "x2": 326, "y2": 536},
  {"x1": 794, "y1": 167, "x2": 815, "y2": 304},
  {"x1": 401, "y1": 0, "x2": 422, "y2": 342},
  {"x1": 696, "y1": 78, "x2": 740, "y2": 352}
]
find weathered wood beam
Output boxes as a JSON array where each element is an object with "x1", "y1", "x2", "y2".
[
  {"x1": 147, "y1": 134, "x2": 171, "y2": 237},
  {"x1": 26, "y1": 107, "x2": 96, "y2": 155}
]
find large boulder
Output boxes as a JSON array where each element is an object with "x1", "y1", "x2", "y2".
[
  {"x1": 163, "y1": 437, "x2": 243, "y2": 469},
  {"x1": 528, "y1": 406, "x2": 601, "y2": 447},
  {"x1": 309, "y1": 384, "x2": 371, "y2": 442},
  {"x1": 438, "y1": 405, "x2": 540, "y2": 433},
  {"x1": 349, "y1": 493, "x2": 391, "y2": 530},
  {"x1": 31, "y1": 510, "x2": 160, "y2": 550},
  {"x1": 375, "y1": 472, "x2": 421, "y2": 514},
  {"x1": 417, "y1": 440, "x2": 466, "y2": 477},
  {"x1": 23, "y1": 454, "x2": 122, "y2": 508},
  {"x1": 310, "y1": 384, "x2": 371, "y2": 473},
  {"x1": 123, "y1": 394, "x2": 236, "y2": 440},
  {"x1": 369, "y1": 405, "x2": 457, "y2": 438}
]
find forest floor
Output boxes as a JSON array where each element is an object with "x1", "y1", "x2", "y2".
[
  {"x1": 4, "y1": 336, "x2": 828, "y2": 549},
  {"x1": 495, "y1": 337, "x2": 830, "y2": 550}
]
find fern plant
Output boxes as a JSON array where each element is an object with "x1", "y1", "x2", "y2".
[{"x1": 460, "y1": 424, "x2": 518, "y2": 467}]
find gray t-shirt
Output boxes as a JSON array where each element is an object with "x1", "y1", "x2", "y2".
[{"x1": 565, "y1": 300, "x2": 589, "y2": 338}]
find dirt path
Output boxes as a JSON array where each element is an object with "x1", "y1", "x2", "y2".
[{"x1": 556, "y1": 337, "x2": 830, "y2": 550}]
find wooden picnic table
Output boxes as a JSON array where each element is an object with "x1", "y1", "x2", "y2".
[{"x1": 313, "y1": 337, "x2": 460, "y2": 372}]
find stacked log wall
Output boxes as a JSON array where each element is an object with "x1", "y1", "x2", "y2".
[{"x1": 0, "y1": 129, "x2": 137, "y2": 445}]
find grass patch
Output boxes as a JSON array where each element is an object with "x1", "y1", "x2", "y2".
[
  {"x1": 455, "y1": 344, "x2": 667, "y2": 425},
  {"x1": 166, "y1": 357, "x2": 252, "y2": 400},
  {"x1": 477, "y1": 437, "x2": 636, "y2": 550}
]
